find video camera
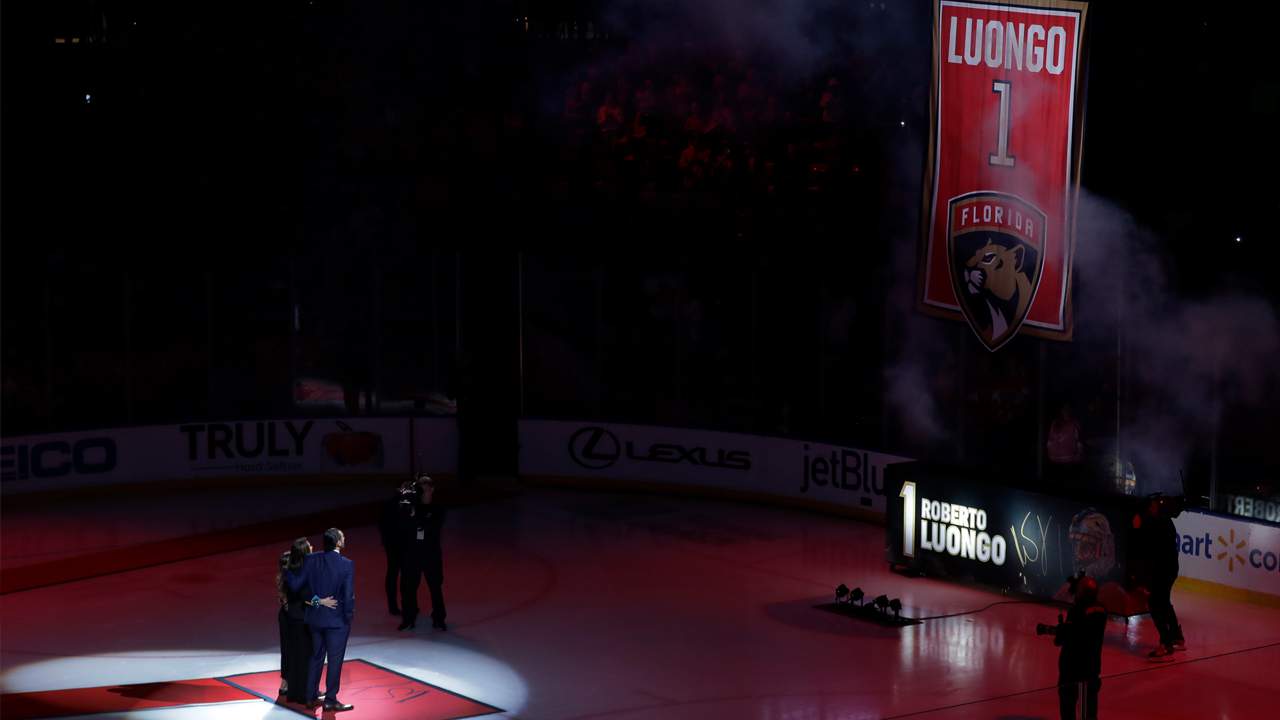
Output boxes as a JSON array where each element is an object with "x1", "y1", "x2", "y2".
[
  {"x1": 397, "y1": 479, "x2": 420, "y2": 505},
  {"x1": 1036, "y1": 614, "x2": 1064, "y2": 637},
  {"x1": 1035, "y1": 571, "x2": 1091, "y2": 637}
]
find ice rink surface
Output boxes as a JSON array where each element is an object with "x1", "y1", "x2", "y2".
[{"x1": 3, "y1": 486, "x2": 1277, "y2": 719}]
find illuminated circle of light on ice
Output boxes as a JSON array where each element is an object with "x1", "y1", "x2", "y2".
[{"x1": 0, "y1": 638, "x2": 528, "y2": 714}]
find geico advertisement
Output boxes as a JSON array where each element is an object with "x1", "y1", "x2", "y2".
[
  {"x1": 2, "y1": 433, "x2": 118, "y2": 482},
  {"x1": 517, "y1": 420, "x2": 911, "y2": 513},
  {"x1": 2, "y1": 427, "x2": 141, "y2": 492},
  {"x1": 888, "y1": 474, "x2": 1134, "y2": 612},
  {"x1": 1175, "y1": 510, "x2": 1280, "y2": 597}
]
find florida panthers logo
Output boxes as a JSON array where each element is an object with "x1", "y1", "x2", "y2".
[{"x1": 946, "y1": 192, "x2": 1046, "y2": 351}]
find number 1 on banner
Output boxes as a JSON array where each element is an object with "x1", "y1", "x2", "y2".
[
  {"x1": 900, "y1": 481, "x2": 917, "y2": 558},
  {"x1": 989, "y1": 80, "x2": 1015, "y2": 167}
]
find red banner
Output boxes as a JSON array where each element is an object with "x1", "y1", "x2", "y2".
[{"x1": 919, "y1": 0, "x2": 1088, "y2": 350}]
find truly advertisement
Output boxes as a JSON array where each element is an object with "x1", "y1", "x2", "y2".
[
  {"x1": 888, "y1": 465, "x2": 1136, "y2": 614},
  {"x1": 520, "y1": 420, "x2": 912, "y2": 515},
  {"x1": 1, "y1": 417, "x2": 458, "y2": 492},
  {"x1": 1175, "y1": 510, "x2": 1280, "y2": 597},
  {"x1": 179, "y1": 419, "x2": 390, "y2": 475},
  {"x1": 180, "y1": 420, "x2": 314, "y2": 475}
]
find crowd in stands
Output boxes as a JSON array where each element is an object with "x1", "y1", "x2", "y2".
[{"x1": 541, "y1": 54, "x2": 886, "y2": 234}]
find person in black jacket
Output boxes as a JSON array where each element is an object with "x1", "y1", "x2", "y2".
[
  {"x1": 1041, "y1": 574, "x2": 1107, "y2": 720},
  {"x1": 1132, "y1": 496, "x2": 1185, "y2": 661},
  {"x1": 397, "y1": 473, "x2": 448, "y2": 631},
  {"x1": 379, "y1": 480, "x2": 418, "y2": 616}
]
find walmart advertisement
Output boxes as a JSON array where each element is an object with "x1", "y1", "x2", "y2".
[{"x1": 1175, "y1": 510, "x2": 1280, "y2": 597}]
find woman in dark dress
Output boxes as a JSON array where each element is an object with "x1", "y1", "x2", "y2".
[{"x1": 277, "y1": 538, "x2": 335, "y2": 703}]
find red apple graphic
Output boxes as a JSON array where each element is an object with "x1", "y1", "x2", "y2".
[{"x1": 323, "y1": 421, "x2": 384, "y2": 467}]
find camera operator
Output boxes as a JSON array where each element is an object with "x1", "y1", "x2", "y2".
[
  {"x1": 1132, "y1": 495, "x2": 1185, "y2": 661},
  {"x1": 1038, "y1": 574, "x2": 1106, "y2": 720},
  {"x1": 378, "y1": 479, "x2": 418, "y2": 616},
  {"x1": 396, "y1": 473, "x2": 448, "y2": 631}
]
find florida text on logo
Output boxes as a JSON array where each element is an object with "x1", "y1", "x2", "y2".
[
  {"x1": 946, "y1": 191, "x2": 1047, "y2": 351},
  {"x1": 567, "y1": 426, "x2": 751, "y2": 471}
]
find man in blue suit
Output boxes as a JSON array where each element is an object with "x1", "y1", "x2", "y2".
[{"x1": 286, "y1": 528, "x2": 355, "y2": 712}]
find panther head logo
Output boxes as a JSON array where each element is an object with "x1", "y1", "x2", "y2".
[
  {"x1": 947, "y1": 192, "x2": 1046, "y2": 351},
  {"x1": 963, "y1": 239, "x2": 1033, "y2": 340}
]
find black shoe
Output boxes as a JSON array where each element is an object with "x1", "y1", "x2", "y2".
[
  {"x1": 306, "y1": 699, "x2": 324, "y2": 709},
  {"x1": 398, "y1": 620, "x2": 416, "y2": 631},
  {"x1": 1148, "y1": 644, "x2": 1175, "y2": 662},
  {"x1": 324, "y1": 702, "x2": 354, "y2": 712},
  {"x1": 432, "y1": 619, "x2": 448, "y2": 631},
  {"x1": 389, "y1": 606, "x2": 401, "y2": 616}
]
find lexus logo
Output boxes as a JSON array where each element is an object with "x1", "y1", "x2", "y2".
[{"x1": 568, "y1": 426, "x2": 621, "y2": 469}]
